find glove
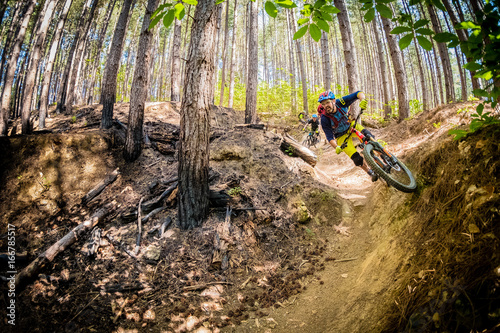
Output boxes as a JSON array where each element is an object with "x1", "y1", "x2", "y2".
[
  {"x1": 335, "y1": 146, "x2": 342, "y2": 154},
  {"x1": 359, "y1": 100, "x2": 367, "y2": 110},
  {"x1": 361, "y1": 128, "x2": 375, "y2": 139}
]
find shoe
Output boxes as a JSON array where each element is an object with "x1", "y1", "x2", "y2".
[{"x1": 368, "y1": 169, "x2": 378, "y2": 182}]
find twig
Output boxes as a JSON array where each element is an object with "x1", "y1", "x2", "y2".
[
  {"x1": 134, "y1": 197, "x2": 144, "y2": 255},
  {"x1": 147, "y1": 159, "x2": 161, "y2": 168},
  {"x1": 70, "y1": 294, "x2": 100, "y2": 322},
  {"x1": 113, "y1": 297, "x2": 129, "y2": 323},
  {"x1": 334, "y1": 257, "x2": 358, "y2": 263},
  {"x1": 240, "y1": 276, "x2": 252, "y2": 289},
  {"x1": 183, "y1": 281, "x2": 233, "y2": 291},
  {"x1": 105, "y1": 234, "x2": 137, "y2": 259}
]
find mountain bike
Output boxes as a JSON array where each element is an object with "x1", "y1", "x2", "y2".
[
  {"x1": 302, "y1": 131, "x2": 320, "y2": 148},
  {"x1": 339, "y1": 110, "x2": 417, "y2": 193}
]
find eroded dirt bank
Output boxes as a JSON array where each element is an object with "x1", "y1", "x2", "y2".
[{"x1": 0, "y1": 101, "x2": 498, "y2": 332}]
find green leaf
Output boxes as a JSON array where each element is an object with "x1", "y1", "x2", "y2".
[
  {"x1": 464, "y1": 62, "x2": 482, "y2": 71},
  {"x1": 321, "y1": 11, "x2": 333, "y2": 22},
  {"x1": 474, "y1": 70, "x2": 493, "y2": 80},
  {"x1": 359, "y1": 0, "x2": 373, "y2": 3},
  {"x1": 448, "y1": 39, "x2": 460, "y2": 48},
  {"x1": 391, "y1": 26, "x2": 412, "y2": 34},
  {"x1": 293, "y1": 25, "x2": 308, "y2": 40},
  {"x1": 470, "y1": 119, "x2": 483, "y2": 132},
  {"x1": 398, "y1": 33, "x2": 414, "y2": 49},
  {"x1": 163, "y1": 9, "x2": 175, "y2": 28},
  {"x1": 301, "y1": 4, "x2": 313, "y2": 16},
  {"x1": 297, "y1": 18, "x2": 309, "y2": 26},
  {"x1": 215, "y1": 0, "x2": 225, "y2": 4},
  {"x1": 317, "y1": 19, "x2": 330, "y2": 33},
  {"x1": 376, "y1": 4, "x2": 392, "y2": 19},
  {"x1": 314, "y1": 0, "x2": 326, "y2": 9},
  {"x1": 432, "y1": 0, "x2": 446, "y2": 11},
  {"x1": 477, "y1": 103, "x2": 484, "y2": 115},
  {"x1": 323, "y1": 5, "x2": 340, "y2": 13},
  {"x1": 264, "y1": 1, "x2": 278, "y2": 18},
  {"x1": 309, "y1": 23, "x2": 321, "y2": 42},
  {"x1": 413, "y1": 19, "x2": 429, "y2": 29},
  {"x1": 416, "y1": 35, "x2": 432, "y2": 51},
  {"x1": 472, "y1": 89, "x2": 489, "y2": 97},
  {"x1": 433, "y1": 32, "x2": 456, "y2": 43},
  {"x1": 448, "y1": 129, "x2": 468, "y2": 140},
  {"x1": 174, "y1": 3, "x2": 185, "y2": 20},
  {"x1": 416, "y1": 28, "x2": 434, "y2": 35},
  {"x1": 409, "y1": 0, "x2": 422, "y2": 5},
  {"x1": 456, "y1": 21, "x2": 480, "y2": 30},
  {"x1": 276, "y1": 0, "x2": 297, "y2": 9},
  {"x1": 376, "y1": 0, "x2": 393, "y2": 3},
  {"x1": 183, "y1": 0, "x2": 197, "y2": 5},
  {"x1": 149, "y1": 11, "x2": 164, "y2": 30},
  {"x1": 364, "y1": 8, "x2": 375, "y2": 22}
]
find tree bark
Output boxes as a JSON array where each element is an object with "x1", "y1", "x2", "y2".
[
  {"x1": 427, "y1": 4, "x2": 455, "y2": 103},
  {"x1": 290, "y1": 10, "x2": 308, "y2": 116},
  {"x1": 101, "y1": 0, "x2": 135, "y2": 129},
  {"x1": 262, "y1": 8, "x2": 268, "y2": 85},
  {"x1": 218, "y1": 1, "x2": 230, "y2": 106},
  {"x1": 38, "y1": 0, "x2": 74, "y2": 129},
  {"x1": 320, "y1": 32, "x2": 332, "y2": 91},
  {"x1": 124, "y1": 0, "x2": 160, "y2": 161},
  {"x1": 372, "y1": 15, "x2": 391, "y2": 118},
  {"x1": 178, "y1": 0, "x2": 217, "y2": 229},
  {"x1": 334, "y1": 0, "x2": 359, "y2": 93},
  {"x1": 245, "y1": 0, "x2": 258, "y2": 124},
  {"x1": 0, "y1": 1, "x2": 36, "y2": 136},
  {"x1": 380, "y1": 15, "x2": 410, "y2": 121},
  {"x1": 170, "y1": 18, "x2": 182, "y2": 102},
  {"x1": 285, "y1": 9, "x2": 296, "y2": 113},
  {"x1": 0, "y1": 1, "x2": 22, "y2": 90},
  {"x1": 228, "y1": 0, "x2": 238, "y2": 108}
]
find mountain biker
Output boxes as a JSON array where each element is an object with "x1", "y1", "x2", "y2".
[
  {"x1": 298, "y1": 111, "x2": 307, "y2": 124},
  {"x1": 302, "y1": 114, "x2": 320, "y2": 137},
  {"x1": 317, "y1": 90, "x2": 378, "y2": 182}
]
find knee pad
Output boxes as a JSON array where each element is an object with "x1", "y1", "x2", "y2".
[{"x1": 351, "y1": 152, "x2": 364, "y2": 166}]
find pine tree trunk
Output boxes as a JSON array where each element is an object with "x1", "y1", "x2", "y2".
[
  {"x1": 178, "y1": 0, "x2": 217, "y2": 230},
  {"x1": 122, "y1": 24, "x2": 139, "y2": 102},
  {"x1": 427, "y1": 4, "x2": 455, "y2": 103},
  {"x1": 380, "y1": 15, "x2": 410, "y2": 121},
  {"x1": 124, "y1": 0, "x2": 160, "y2": 161},
  {"x1": 372, "y1": 16, "x2": 391, "y2": 117},
  {"x1": 213, "y1": 4, "x2": 223, "y2": 99},
  {"x1": 38, "y1": 0, "x2": 74, "y2": 129},
  {"x1": 290, "y1": 10, "x2": 308, "y2": 115},
  {"x1": 0, "y1": 1, "x2": 36, "y2": 136},
  {"x1": 218, "y1": 1, "x2": 230, "y2": 106},
  {"x1": 334, "y1": 0, "x2": 359, "y2": 93},
  {"x1": 286, "y1": 10, "x2": 296, "y2": 113},
  {"x1": 170, "y1": 19, "x2": 182, "y2": 102},
  {"x1": 320, "y1": 32, "x2": 332, "y2": 91},
  {"x1": 262, "y1": 9, "x2": 268, "y2": 85},
  {"x1": 245, "y1": 0, "x2": 258, "y2": 124},
  {"x1": 101, "y1": 0, "x2": 135, "y2": 129},
  {"x1": 228, "y1": 0, "x2": 238, "y2": 108},
  {"x1": 158, "y1": 30, "x2": 168, "y2": 101},
  {"x1": 0, "y1": 2, "x2": 23, "y2": 89}
]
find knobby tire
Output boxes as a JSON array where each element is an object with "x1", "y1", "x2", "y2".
[{"x1": 363, "y1": 143, "x2": 417, "y2": 193}]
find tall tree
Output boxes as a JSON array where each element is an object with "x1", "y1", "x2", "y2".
[
  {"x1": 228, "y1": 0, "x2": 238, "y2": 108},
  {"x1": 245, "y1": 0, "x2": 258, "y2": 124},
  {"x1": 178, "y1": 0, "x2": 218, "y2": 229},
  {"x1": 320, "y1": 31, "x2": 332, "y2": 91},
  {"x1": 218, "y1": 1, "x2": 230, "y2": 106},
  {"x1": 0, "y1": 1, "x2": 36, "y2": 136},
  {"x1": 380, "y1": 14, "x2": 410, "y2": 121},
  {"x1": 334, "y1": 0, "x2": 359, "y2": 93},
  {"x1": 124, "y1": 0, "x2": 160, "y2": 161},
  {"x1": 372, "y1": 15, "x2": 391, "y2": 118},
  {"x1": 289, "y1": 9, "x2": 308, "y2": 115},
  {"x1": 38, "y1": 0, "x2": 74, "y2": 129},
  {"x1": 170, "y1": 18, "x2": 182, "y2": 101},
  {"x1": 101, "y1": 0, "x2": 135, "y2": 129}
]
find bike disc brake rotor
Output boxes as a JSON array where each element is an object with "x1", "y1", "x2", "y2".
[{"x1": 383, "y1": 155, "x2": 401, "y2": 171}]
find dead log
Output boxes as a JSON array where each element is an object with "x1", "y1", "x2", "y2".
[
  {"x1": 81, "y1": 168, "x2": 120, "y2": 205},
  {"x1": 234, "y1": 123, "x2": 265, "y2": 130},
  {"x1": 151, "y1": 141, "x2": 175, "y2": 155},
  {"x1": 120, "y1": 182, "x2": 178, "y2": 221},
  {"x1": 281, "y1": 133, "x2": 317, "y2": 167},
  {"x1": 210, "y1": 207, "x2": 231, "y2": 271},
  {"x1": 209, "y1": 190, "x2": 231, "y2": 208},
  {"x1": 15, "y1": 202, "x2": 116, "y2": 290},
  {"x1": 134, "y1": 197, "x2": 144, "y2": 255},
  {"x1": 148, "y1": 131, "x2": 179, "y2": 144}
]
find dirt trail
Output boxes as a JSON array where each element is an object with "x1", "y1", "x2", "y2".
[{"x1": 226, "y1": 128, "x2": 406, "y2": 333}]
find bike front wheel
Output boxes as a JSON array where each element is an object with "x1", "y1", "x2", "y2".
[{"x1": 363, "y1": 143, "x2": 417, "y2": 193}]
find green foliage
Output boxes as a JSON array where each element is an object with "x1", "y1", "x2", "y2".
[
  {"x1": 228, "y1": 187, "x2": 242, "y2": 196},
  {"x1": 361, "y1": 1, "x2": 393, "y2": 22},
  {"x1": 449, "y1": 104, "x2": 500, "y2": 140},
  {"x1": 409, "y1": 99, "x2": 423, "y2": 116},
  {"x1": 285, "y1": 146, "x2": 294, "y2": 156},
  {"x1": 71, "y1": 116, "x2": 77, "y2": 123}
]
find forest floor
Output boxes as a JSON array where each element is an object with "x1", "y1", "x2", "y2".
[{"x1": 0, "y1": 100, "x2": 499, "y2": 333}]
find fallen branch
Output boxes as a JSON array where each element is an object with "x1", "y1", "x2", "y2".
[
  {"x1": 82, "y1": 168, "x2": 120, "y2": 205},
  {"x1": 134, "y1": 197, "x2": 144, "y2": 255},
  {"x1": 334, "y1": 257, "x2": 358, "y2": 263},
  {"x1": 120, "y1": 182, "x2": 178, "y2": 221},
  {"x1": 281, "y1": 133, "x2": 318, "y2": 167},
  {"x1": 105, "y1": 234, "x2": 137, "y2": 259},
  {"x1": 15, "y1": 202, "x2": 116, "y2": 290},
  {"x1": 235, "y1": 123, "x2": 265, "y2": 130}
]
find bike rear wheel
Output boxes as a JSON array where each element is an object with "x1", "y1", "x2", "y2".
[{"x1": 363, "y1": 143, "x2": 417, "y2": 193}]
